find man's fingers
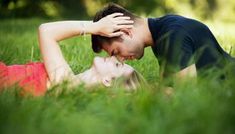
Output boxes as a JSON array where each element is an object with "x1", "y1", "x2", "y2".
[
  {"x1": 109, "y1": 31, "x2": 124, "y2": 37},
  {"x1": 108, "y1": 13, "x2": 123, "y2": 18}
]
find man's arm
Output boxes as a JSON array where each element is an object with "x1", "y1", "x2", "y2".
[
  {"x1": 158, "y1": 27, "x2": 196, "y2": 80},
  {"x1": 174, "y1": 64, "x2": 197, "y2": 80}
]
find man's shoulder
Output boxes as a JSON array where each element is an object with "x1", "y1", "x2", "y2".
[
  {"x1": 151, "y1": 14, "x2": 186, "y2": 22},
  {"x1": 150, "y1": 14, "x2": 199, "y2": 26},
  {"x1": 148, "y1": 15, "x2": 187, "y2": 35},
  {"x1": 149, "y1": 14, "x2": 205, "y2": 36},
  {"x1": 159, "y1": 14, "x2": 185, "y2": 19},
  {"x1": 148, "y1": 15, "x2": 186, "y2": 45}
]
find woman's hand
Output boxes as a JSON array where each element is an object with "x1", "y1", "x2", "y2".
[{"x1": 94, "y1": 13, "x2": 134, "y2": 37}]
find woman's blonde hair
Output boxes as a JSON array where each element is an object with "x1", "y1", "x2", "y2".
[{"x1": 112, "y1": 70, "x2": 148, "y2": 92}]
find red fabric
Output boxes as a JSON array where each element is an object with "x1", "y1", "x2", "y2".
[{"x1": 0, "y1": 62, "x2": 48, "y2": 96}]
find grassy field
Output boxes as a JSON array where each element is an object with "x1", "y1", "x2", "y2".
[{"x1": 0, "y1": 18, "x2": 235, "y2": 134}]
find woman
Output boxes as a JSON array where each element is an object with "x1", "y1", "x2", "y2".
[{"x1": 0, "y1": 13, "x2": 141, "y2": 96}]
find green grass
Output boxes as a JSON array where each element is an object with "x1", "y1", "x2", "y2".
[{"x1": 0, "y1": 18, "x2": 235, "y2": 134}]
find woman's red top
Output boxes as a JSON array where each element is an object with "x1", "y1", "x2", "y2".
[{"x1": 0, "y1": 62, "x2": 48, "y2": 96}]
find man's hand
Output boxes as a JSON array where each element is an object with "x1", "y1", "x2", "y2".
[
  {"x1": 94, "y1": 13, "x2": 134, "y2": 37},
  {"x1": 174, "y1": 64, "x2": 197, "y2": 80}
]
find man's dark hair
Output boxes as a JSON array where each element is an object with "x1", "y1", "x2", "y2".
[{"x1": 91, "y1": 3, "x2": 139, "y2": 53}]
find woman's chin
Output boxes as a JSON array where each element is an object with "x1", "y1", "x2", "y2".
[{"x1": 93, "y1": 56, "x2": 104, "y2": 65}]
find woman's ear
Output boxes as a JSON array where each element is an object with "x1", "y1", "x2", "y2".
[
  {"x1": 120, "y1": 28, "x2": 133, "y2": 38},
  {"x1": 102, "y1": 76, "x2": 112, "y2": 87}
]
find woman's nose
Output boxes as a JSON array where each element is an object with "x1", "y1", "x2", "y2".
[{"x1": 110, "y1": 56, "x2": 118, "y2": 62}]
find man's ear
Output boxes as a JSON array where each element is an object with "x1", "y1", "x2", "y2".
[
  {"x1": 120, "y1": 28, "x2": 133, "y2": 38},
  {"x1": 102, "y1": 76, "x2": 112, "y2": 87}
]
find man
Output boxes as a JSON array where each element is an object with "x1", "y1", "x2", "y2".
[{"x1": 91, "y1": 3, "x2": 235, "y2": 80}]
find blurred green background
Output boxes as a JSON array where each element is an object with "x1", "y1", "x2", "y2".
[{"x1": 1, "y1": 0, "x2": 235, "y2": 21}]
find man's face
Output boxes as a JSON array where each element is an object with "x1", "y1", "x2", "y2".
[{"x1": 102, "y1": 31, "x2": 145, "y2": 62}]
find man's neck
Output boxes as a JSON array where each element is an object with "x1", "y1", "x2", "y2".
[{"x1": 137, "y1": 18, "x2": 154, "y2": 47}]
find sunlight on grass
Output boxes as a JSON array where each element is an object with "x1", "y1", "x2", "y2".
[{"x1": 206, "y1": 21, "x2": 235, "y2": 55}]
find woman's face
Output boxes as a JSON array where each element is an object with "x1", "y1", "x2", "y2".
[{"x1": 92, "y1": 56, "x2": 134, "y2": 84}]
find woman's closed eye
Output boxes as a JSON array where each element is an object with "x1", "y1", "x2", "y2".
[
  {"x1": 115, "y1": 62, "x2": 123, "y2": 67},
  {"x1": 115, "y1": 62, "x2": 119, "y2": 67}
]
